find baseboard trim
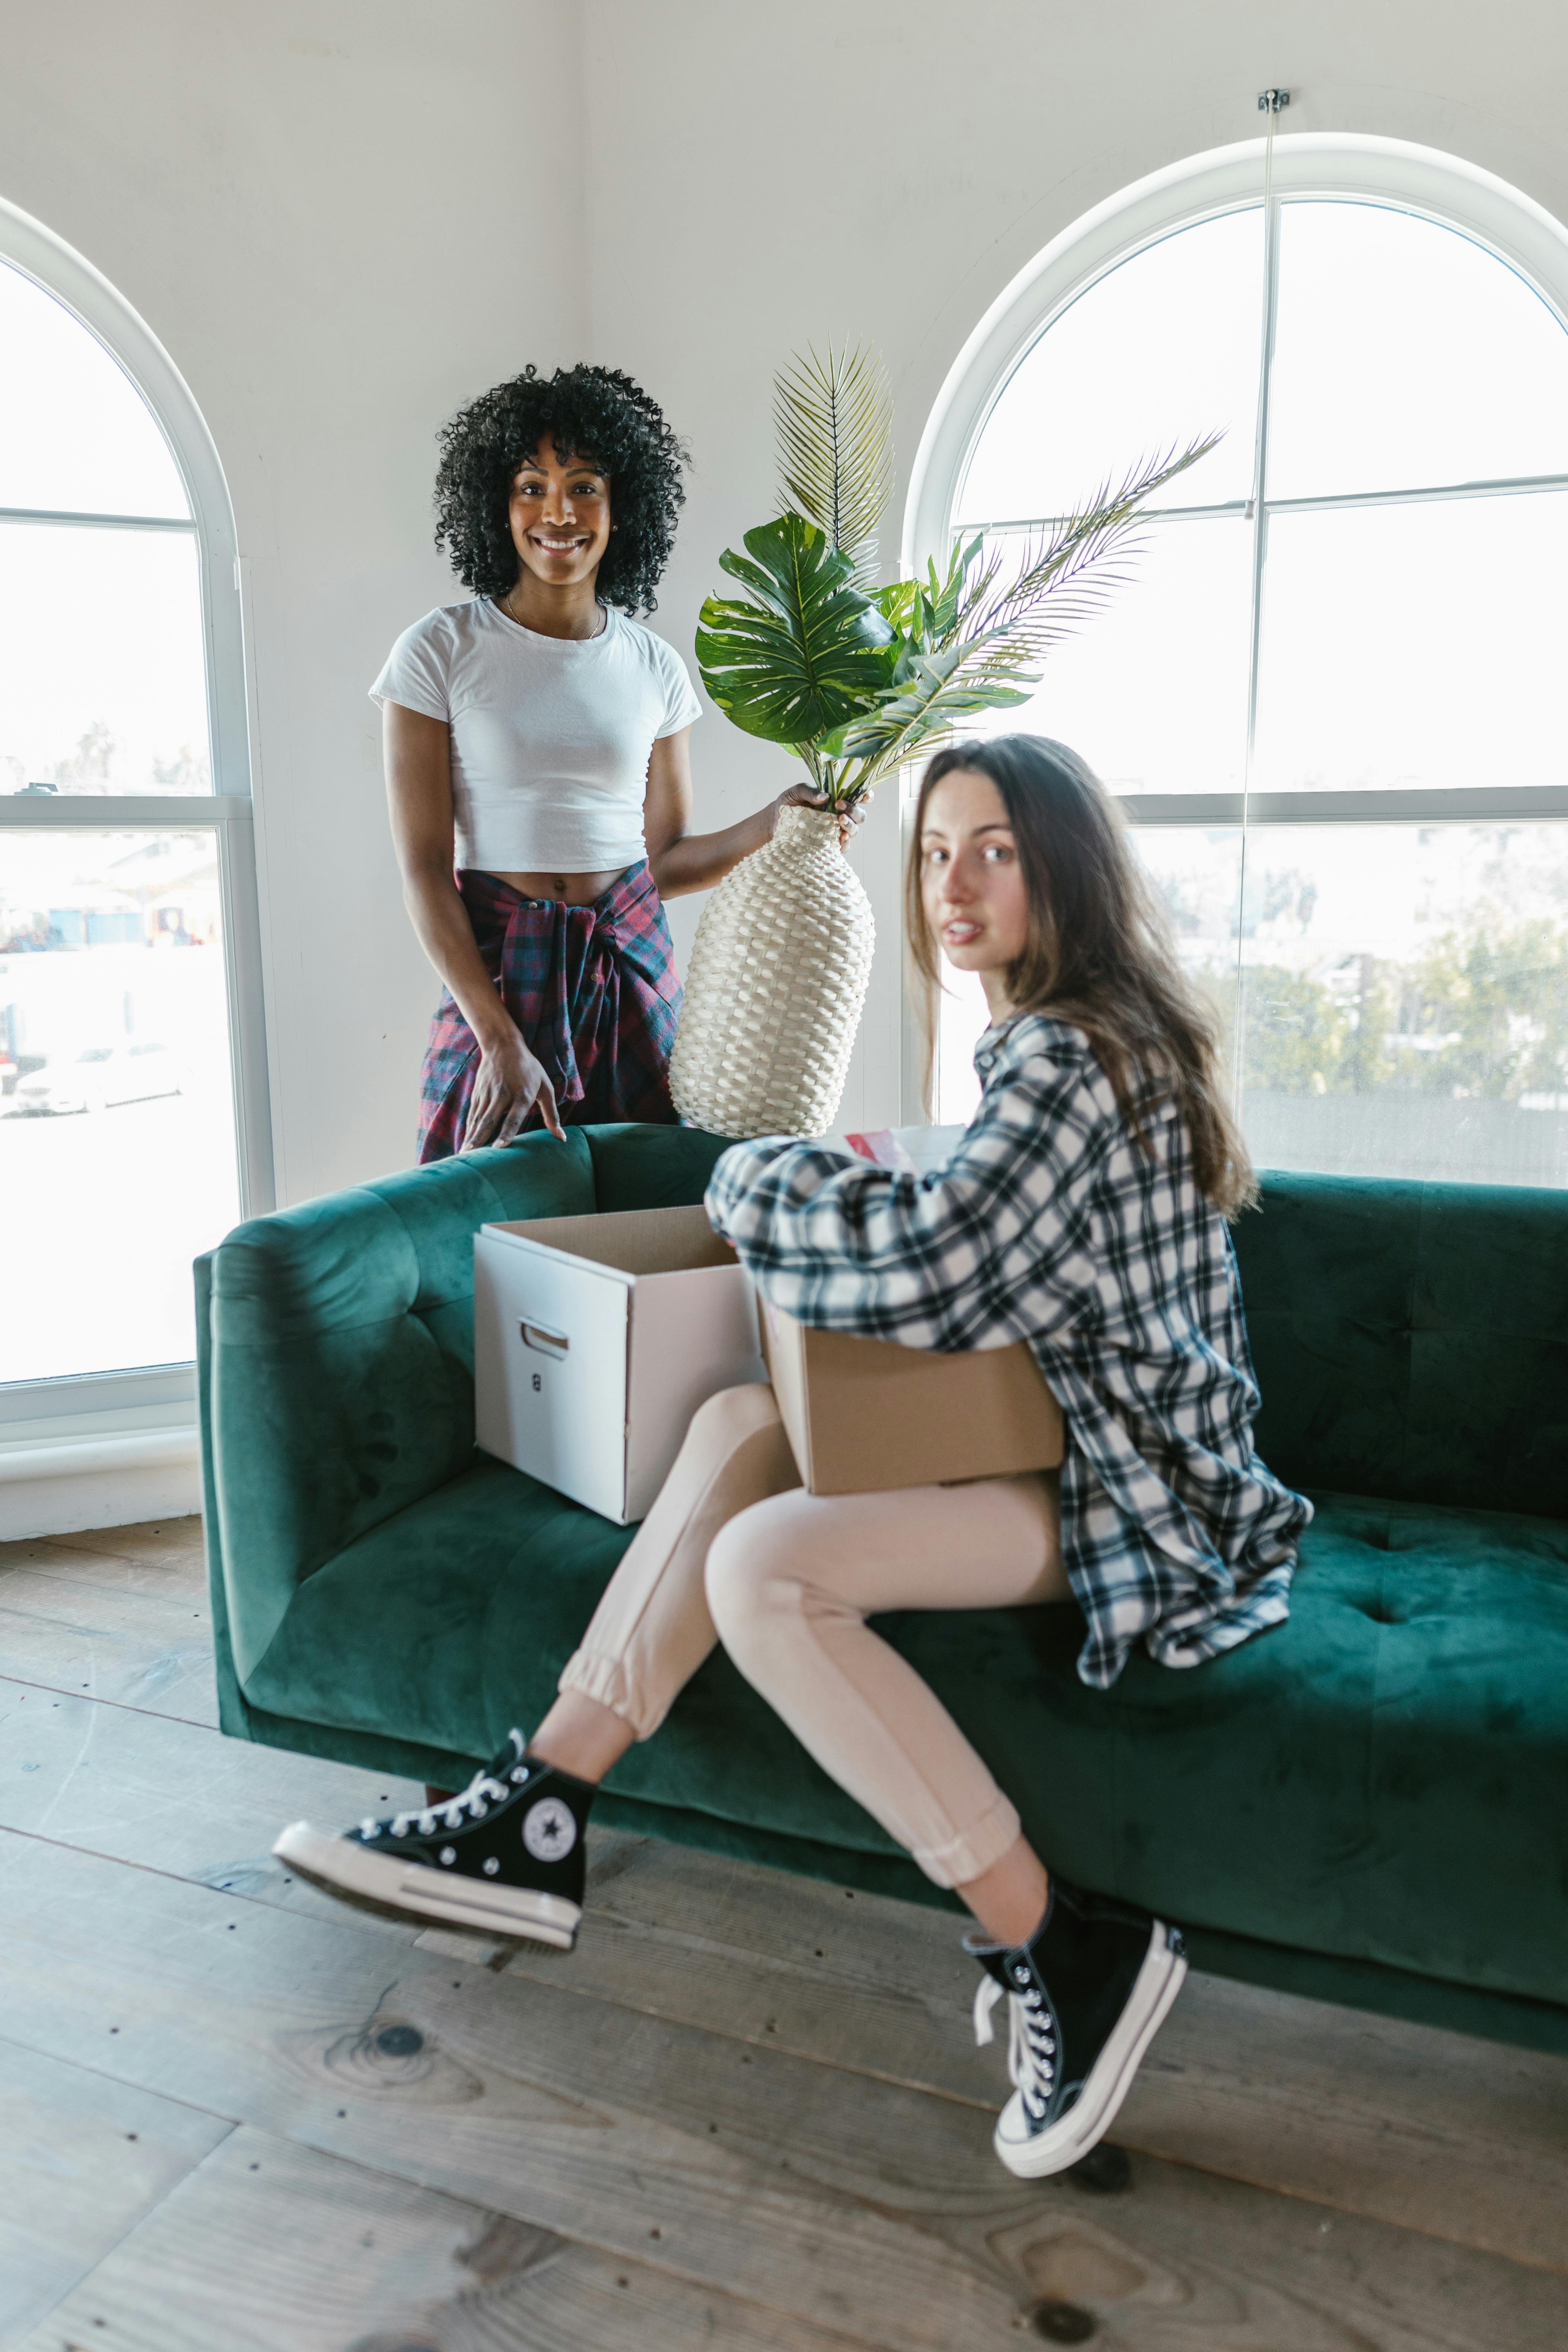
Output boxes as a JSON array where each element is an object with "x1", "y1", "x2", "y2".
[{"x1": 0, "y1": 1425, "x2": 201, "y2": 1540}]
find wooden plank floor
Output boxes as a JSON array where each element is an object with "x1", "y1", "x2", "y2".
[{"x1": 2, "y1": 1518, "x2": 1566, "y2": 2350}]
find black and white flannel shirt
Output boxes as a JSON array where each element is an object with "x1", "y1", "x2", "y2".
[{"x1": 705, "y1": 1012, "x2": 1310, "y2": 1690}]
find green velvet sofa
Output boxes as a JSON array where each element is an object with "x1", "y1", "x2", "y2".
[{"x1": 197, "y1": 1122, "x2": 1568, "y2": 2057}]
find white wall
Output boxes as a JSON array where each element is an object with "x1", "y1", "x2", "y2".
[
  {"x1": 6, "y1": 0, "x2": 1568, "y2": 1193},
  {"x1": 0, "y1": 0, "x2": 586, "y2": 1201}
]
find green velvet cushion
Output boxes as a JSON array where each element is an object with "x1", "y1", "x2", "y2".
[
  {"x1": 1236, "y1": 1173, "x2": 1568, "y2": 1516},
  {"x1": 245, "y1": 1468, "x2": 1568, "y2": 2010},
  {"x1": 584, "y1": 1120, "x2": 731, "y2": 1212}
]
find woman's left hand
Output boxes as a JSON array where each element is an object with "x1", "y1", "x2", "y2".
[{"x1": 775, "y1": 783, "x2": 868, "y2": 852}]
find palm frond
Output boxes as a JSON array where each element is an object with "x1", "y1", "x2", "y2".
[
  {"x1": 957, "y1": 437, "x2": 1221, "y2": 669},
  {"x1": 831, "y1": 640, "x2": 1032, "y2": 792},
  {"x1": 775, "y1": 343, "x2": 894, "y2": 592},
  {"x1": 828, "y1": 436, "x2": 1223, "y2": 799}
]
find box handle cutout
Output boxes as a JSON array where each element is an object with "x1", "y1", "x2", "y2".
[{"x1": 519, "y1": 1320, "x2": 570, "y2": 1360}]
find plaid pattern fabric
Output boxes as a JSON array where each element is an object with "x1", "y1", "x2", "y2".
[
  {"x1": 417, "y1": 862, "x2": 681, "y2": 1161},
  {"x1": 706, "y1": 1013, "x2": 1310, "y2": 1690}
]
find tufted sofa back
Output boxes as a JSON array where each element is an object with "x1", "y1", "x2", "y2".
[{"x1": 1236, "y1": 1171, "x2": 1568, "y2": 1518}]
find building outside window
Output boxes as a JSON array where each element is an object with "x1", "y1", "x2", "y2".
[
  {"x1": 0, "y1": 208, "x2": 270, "y2": 1426},
  {"x1": 915, "y1": 138, "x2": 1568, "y2": 1187}
]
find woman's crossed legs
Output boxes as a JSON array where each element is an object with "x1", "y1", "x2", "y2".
[
  {"x1": 276, "y1": 1382, "x2": 1188, "y2": 2180},
  {"x1": 537, "y1": 1382, "x2": 1067, "y2": 1939}
]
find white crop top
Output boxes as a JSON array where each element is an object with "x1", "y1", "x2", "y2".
[{"x1": 370, "y1": 598, "x2": 702, "y2": 873}]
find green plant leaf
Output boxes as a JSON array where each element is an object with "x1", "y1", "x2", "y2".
[
  {"x1": 775, "y1": 344, "x2": 894, "y2": 592},
  {"x1": 695, "y1": 513, "x2": 896, "y2": 746},
  {"x1": 871, "y1": 578, "x2": 922, "y2": 638},
  {"x1": 925, "y1": 534, "x2": 987, "y2": 647},
  {"x1": 833, "y1": 642, "x2": 1031, "y2": 773}
]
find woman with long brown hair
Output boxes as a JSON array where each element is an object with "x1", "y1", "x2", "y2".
[
  {"x1": 280, "y1": 733, "x2": 1310, "y2": 2183},
  {"x1": 906, "y1": 732, "x2": 1258, "y2": 1215}
]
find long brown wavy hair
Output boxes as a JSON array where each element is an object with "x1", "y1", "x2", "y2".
[{"x1": 906, "y1": 733, "x2": 1257, "y2": 1217}]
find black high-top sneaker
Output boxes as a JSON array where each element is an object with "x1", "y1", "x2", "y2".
[
  {"x1": 272, "y1": 1731, "x2": 592, "y2": 1950},
  {"x1": 966, "y1": 1877, "x2": 1186, "y2": 2178}
]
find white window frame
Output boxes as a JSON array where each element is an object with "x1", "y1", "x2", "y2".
[
  {"x1": 0, "y1": 197, "x2": 273, "y2": 1440},
  {"x1": 900, "y1": 133, "x2": 1568, "y2": 1113}
]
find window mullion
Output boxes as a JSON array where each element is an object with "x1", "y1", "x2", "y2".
[
  {"x1": 1243, "y1": 194, "x2": 1283, "y2": 759},
  {"x1": 971, "y1": 499, "x2": 1247, "y2": 535},
  {"x1": 1117, "y1": 785, "x2": 1568, "y2": 826},
  {"x1": 0, "y1": 795, "x2": 250, "y2": 827},
  {"x1": 214, "y1": 808, "x2": 275, "y2": 1218},
  {"x1": 0, "y1": 505, "x2": 195, "y2": 533},
  {"x1": 1266, "y1": 472, "x2": 1568, "y2": 517},
  {"x1": 973, "y1": 470, "x2": 1568, "y2": 539},
  {"x1": 1237, "y1": 174, "x2": 1286, "y2": 1102}
]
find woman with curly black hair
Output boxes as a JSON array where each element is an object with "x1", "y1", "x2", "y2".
[{"x1": 372, "y1": 363, "x2": 841, "y2": 1156}]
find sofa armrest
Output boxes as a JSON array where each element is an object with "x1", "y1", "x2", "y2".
[{"x1": 200, "y1": 1130, "x2": 597, "y2": 1691}]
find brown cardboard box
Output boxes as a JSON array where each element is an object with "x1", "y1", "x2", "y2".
[{"x1": 757, "y1": 1293, "x2": 1063, "y2": 1495}]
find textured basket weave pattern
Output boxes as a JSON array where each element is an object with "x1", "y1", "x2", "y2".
[{"x1": 668, "y1": 804, "x2": 876, "y2": 1138}]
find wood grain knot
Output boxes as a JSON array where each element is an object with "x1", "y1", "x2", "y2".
[
  {"x1": 280, "y1": 2009, "x2": 486, "y2": 2109},
  {"x1": 1032, "y1": 2303, "x2": 1097, "y2": 2343}
]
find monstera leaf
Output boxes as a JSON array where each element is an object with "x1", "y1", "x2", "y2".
[{"x1": 696, "y1": 513, "x2": 895, "y2": 747}]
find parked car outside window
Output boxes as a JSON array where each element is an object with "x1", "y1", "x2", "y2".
[{"x1": 6, "y1": 1040, "x2": 182, "y2": 1117}]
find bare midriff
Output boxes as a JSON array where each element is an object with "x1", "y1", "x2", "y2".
[{"x1": 475, "y1": 866, "x2": 632, "y2": 907}]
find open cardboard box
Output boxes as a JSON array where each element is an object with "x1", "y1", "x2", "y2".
[
  {"x1": 476, "y1": 1200, "x2": 1065, "y2": 1521},
  {"x1": 474, "y1": 1203, "x2": 764, "y2": 1525},
  {"x1": 758, "y1": 1295, "x2": 1063, "y2": 1495}
]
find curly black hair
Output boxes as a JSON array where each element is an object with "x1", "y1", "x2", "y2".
[{"x1": 432, "y1": 363, "x2": 688, "y2": 614}]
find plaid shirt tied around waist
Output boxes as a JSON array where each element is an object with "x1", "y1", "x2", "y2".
[
  {"x1": 417, "y1": 862, "x2": 681, "y2": 1161},
  {"x1": 705, "y1": 1013, "x2": 1311, "y2": 1690}
]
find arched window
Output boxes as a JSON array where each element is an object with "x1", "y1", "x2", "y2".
[
  {"x1": 0, "y1": 203, "x2": 270, "y2": 1428},
  {"x1": 909, "y1": 138, "x2": 1568, "y2": 1187}
]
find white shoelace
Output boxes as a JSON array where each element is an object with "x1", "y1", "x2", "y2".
[
  {"x1": 363, "y1": 1733, "x2": 525, "y2": 1841},
  {"x1": 973, "y1": 1972, "x2": 1057, "y2": 2119}
]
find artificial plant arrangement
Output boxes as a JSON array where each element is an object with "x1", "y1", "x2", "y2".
[{"x1": 666, "y1": 344, "x2": 1219, "y2": 1139}]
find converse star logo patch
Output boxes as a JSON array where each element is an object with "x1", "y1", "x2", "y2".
[{"x1": 522, "y1": 1795, "x2": 576, "y2": 1862}]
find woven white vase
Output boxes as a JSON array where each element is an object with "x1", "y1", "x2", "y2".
[{"x1": 668, "y1": 803, "x2": 875, "y2": 1138}]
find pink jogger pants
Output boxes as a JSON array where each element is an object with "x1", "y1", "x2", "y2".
[{"x1": 558, "y1": 1382, "x2": 1068, "y2": 1888}]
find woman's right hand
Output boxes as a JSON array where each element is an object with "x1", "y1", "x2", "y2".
[{"x1": 461, "y1": 1026, "x2": 566, "y2": 1149}]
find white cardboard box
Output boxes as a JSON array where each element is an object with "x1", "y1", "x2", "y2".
[{"x1": 474, "y1": 1203, "x2": 765, "y2": 1524}]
